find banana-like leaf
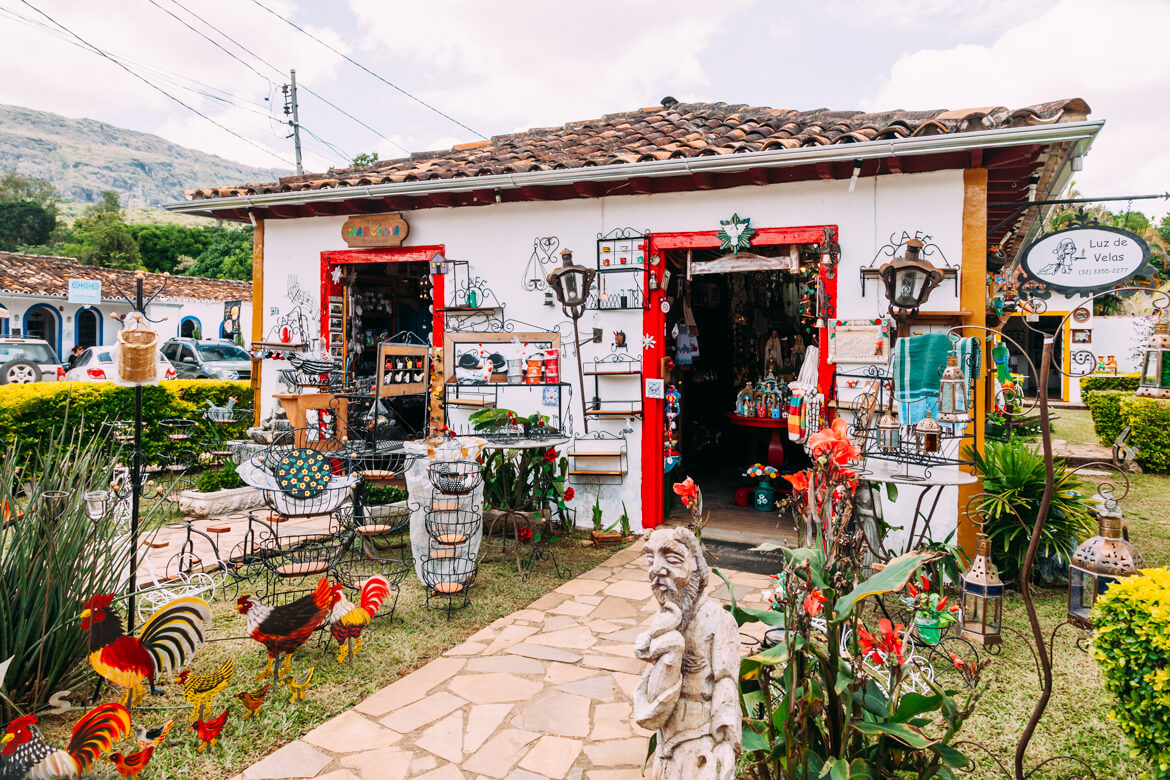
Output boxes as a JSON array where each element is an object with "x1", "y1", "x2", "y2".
[
  {"x1": 832, "y1": 552, "x2": 934, "y2": 622},
  {"x1": 851, "y1": 721, "x2": 936, "y2": 749}
]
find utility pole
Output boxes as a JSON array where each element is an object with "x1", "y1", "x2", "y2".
[{"x1": 282, "y1": 69, "x2": 303, "y2": 174}]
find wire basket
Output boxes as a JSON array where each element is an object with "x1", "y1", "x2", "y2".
[
  {"x1": 420, "y1": 553, "x2": 477, "y2": 596},
  {"x1": 424, "y1": 507, "x2": 481, "y2": 548},
  {"x1": 427, "y1": 461, "x2": 483, "y2": 496},
  {"x1": 116, "y1": 327, "x2": 159, "y2": 383},
  {"x1": 262, "y1": 485, "x2": 352, "y2": 517}
]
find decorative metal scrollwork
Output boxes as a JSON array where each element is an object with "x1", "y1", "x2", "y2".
[{"x1": 522, "y1": 236, "x2": 561, "y2": 291}]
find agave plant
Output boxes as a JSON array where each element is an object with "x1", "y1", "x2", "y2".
[
  {"x1": 965, "y1": 439, "x2": 1097, "y2": 583},
  {"x1": 0, "y1": 423, "x2": 138, "y2": 716}
]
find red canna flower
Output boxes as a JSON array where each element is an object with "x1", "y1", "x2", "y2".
[
  {"x1": 672, "y1": 477, "x2": 698, "y2": 509},
  {"x1": 562, "y1": 487, "x2": 575, "y2": 502},
  {"x1": 784, "y1": 470, "x2": 812, "y2": 492},
  {"x1": 803, "y1": 589, "x2": 827, "y2": 617},
  {"x1": 544, "y1": 448, "x2": 557, "y2": 463},
  {"x1": 808, "y1": 417, "x2": 861, "y2": 467},
  {"x1": 857, "y1": 619, "x2": 905, "y2": 667},
  {"x1": 950, "y1": 652, "x2": 965, "y2": 671}
]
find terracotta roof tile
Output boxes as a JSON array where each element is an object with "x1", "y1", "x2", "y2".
[
  {"x1": 0, "y1": 252, "x2": 251, "y2": 302},
  {"x1": 185, "y1": 99, "x2": 1092, "y2": 200}
]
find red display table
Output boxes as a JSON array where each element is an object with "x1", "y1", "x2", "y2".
[{"x1": 726, "y1": 413, "x2": 788, "y2": 469}]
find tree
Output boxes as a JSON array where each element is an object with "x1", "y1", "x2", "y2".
[
  {"x1": 351, "y1": 152, "x2": 379, "y2": 167},
  {"x1": 128, "y1": 223, "x2": 215, "y2": 273},
  {"x1": 0, "y1": 201, "x2": 55, "y2": 250},
  {"x1": 64, "y1": 191, "x2": 140, "y2": 269},
  {"x1": 188, "y1": 226, "x2": 253, "y2": 280},
  {"x1": 0, "y1": 171, "x2": 59, "y2": 219}
]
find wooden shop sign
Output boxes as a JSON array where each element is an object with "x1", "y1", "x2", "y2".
[
  {"x1": 1021, "y1": 225, "x2": 1150, "y2": 294},
  {"x1": 341, "y1": 213, "x2": 409, "y2": 247}
]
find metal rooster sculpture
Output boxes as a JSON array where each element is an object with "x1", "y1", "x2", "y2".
[
  {"x1": 0, "y1": 703, "x2": 131, "y2": 780},
  {"x1": 327, "y1": 575, "x2": 391, "y2": 664},
  {"x1": 191, "y1": 710, "x2": 227, "y2": 753},
  {"x1": 175, "y1": 659, "x2": 234, "y2": 723},
  {"x1": 236, "y1": 578, "x2": 339, "y2": 682},
  {"x1": 81, "y1": 595, "x2": 211, "y2": 707},
  {"x1": 110, "y1": 720, "x2": 171, "y2": 779}
]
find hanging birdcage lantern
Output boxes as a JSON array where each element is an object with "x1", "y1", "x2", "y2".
[
  {"x1": 1068, "y1": 495, "x2": 1144, "y2": 628},
  {"x1": 1137, "y1": 309, "x2": 1170, "y2": 398},
  {"x1": 960, "y1": 532, "x2": 1003, "y2": 647},
  {"x1": 915, "y1": 411, "x2": 941, "y2": 453},
  {"x1": 937, "y1": 353, "x2": 971, "y2": 425},
  {"x1": 877, "y1": 403, "x2": 901, "y2": 452}
]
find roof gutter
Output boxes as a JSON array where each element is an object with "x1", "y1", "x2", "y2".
[{"x1": 164, "y1": 120, "x2": 1104, "y2": 215}]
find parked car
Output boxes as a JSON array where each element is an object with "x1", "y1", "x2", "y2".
[
  {"x1": 0, "y1": 338, "x2": 64, "y2": 384},
  {"x1": 64, "y1": 346, "x2": 177, "y2": 382},
  {"x1": 160, "y1": 338, "x2": 251, "y2": 380}
]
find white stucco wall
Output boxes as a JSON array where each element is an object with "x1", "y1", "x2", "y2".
[{"x1": 260, "y1": 169, "x2": 968, "y2": 537}]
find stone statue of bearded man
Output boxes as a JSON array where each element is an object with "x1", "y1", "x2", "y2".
[{"x1": 634, "y1": 526, "x2": 741, "y2": 779}]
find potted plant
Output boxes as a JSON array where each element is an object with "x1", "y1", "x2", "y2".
[
  {"x1": 746, "y1": 463, "x2": 779, "y2": 512},
  {"x1": 178, "y1": 460, "x2": 262, "y2": 517},
  {"x1": 900, "y1": 574, "x2": 961, "y2": 645},
  {"x1": 590, "y1": 493, "x2": 622, "y2": 545}
]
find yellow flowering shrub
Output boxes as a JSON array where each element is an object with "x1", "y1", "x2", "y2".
[{"x1": 1094, "y1": 568, "x2": 1170, "y2": 777}]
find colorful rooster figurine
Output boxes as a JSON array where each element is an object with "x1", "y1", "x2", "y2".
[
  {"x1": 0, "y1": 703, "x2": 131, "y2": 779},
  {"x1": 327, "y1": 575, "x2": 391, "y2": 663},
  {"x1": 236, "y1": 683, "x2": 270, "y2": 720},
  {"x1": 175, "y1": 658, "x2": 235, "y2": 722},
  {"x1": 236, "y1": 578, "x2": 339, "y2": 681},
  {"x1": 286, "y1": 668, "x2": 314, "y2": 703},
  {"x1": 191, "y1": 710, "x2": 228, "y2": 753},
  {"x1": 111, "y1": 721, "x2": 171, "y2": 780},
  {"x1": 81, "y1": 595, "x2": 211, "y2": 707}
]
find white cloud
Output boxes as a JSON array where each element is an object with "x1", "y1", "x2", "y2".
[
  {"x1": 864, "y1": 0, "x2": 1170, "y2": 216},
  {"x1": 824, "y1": 0, "x2": 1058, "y2": 34},
  {"x1": 347, "y1": 0, "x2": 754, "y2": 139}
]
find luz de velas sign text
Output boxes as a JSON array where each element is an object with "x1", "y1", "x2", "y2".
[
  {"x1": 341, "y1": 214, "x2": 409, "y2": 248},
  {"x1": 1021, "y1": 225, "x2": 1151, "y2": 294}
]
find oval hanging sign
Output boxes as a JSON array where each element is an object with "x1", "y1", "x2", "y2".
[{"x1": 1021, "y1": 225, "x2": 1151, "y2": 294}]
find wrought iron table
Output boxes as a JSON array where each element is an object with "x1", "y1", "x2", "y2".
[{"x1": 859, "y1": 458, "x2": 977, "y2": 559}]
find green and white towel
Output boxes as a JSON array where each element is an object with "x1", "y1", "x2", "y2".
[{"x1": 893, "y1": 334, "x2": 980, "y2": 424}]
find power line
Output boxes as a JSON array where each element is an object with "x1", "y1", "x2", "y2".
[
  {"x1": 142, "y1": 0, "x2": 273, "y2": 87},
  {"x1": 15, "y1": 0, "x2": 294, "y2": 167},
  {"x1": 159, "y1": 0, "x2": 410, "y2": 155},
  {"x1": 247, "y1": 0, "x2": 487, "y2": 140}
]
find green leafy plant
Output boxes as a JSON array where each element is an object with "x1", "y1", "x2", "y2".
[
  {"x1": 965, "y1": 440, "x2": 1096, "y2": 583},
  {"x1": 193, "y1": 460, "x2": 244, "y2": 492},
  {"x1": 364, "y1": 485, "x2": 407, "y2": 505},
  {"x1": 1093, "y1": 568, "x2": 1170, "y2": 778},
  {"x1": 1120, "y1": 396, "x2": 1170, "y2": 474},
  {"x1": 1080, "y1": 374, "x2": 1140, "y2": 393},
  {"x1": 618, "y1": 501, "x2": 631, "y2": 536},
  {"x1": 0, "y1": 423, "x2": 139, "y2": 716},
  {"x1": 1084, "y1": 389, "x2": 1127, "y2": 446},
  {"x1": 591, "y1": 492, "x2": 604, "y2": 532}
]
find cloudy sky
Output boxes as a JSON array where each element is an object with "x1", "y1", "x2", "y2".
[{"x1": 1, "y1": 0, "x2": 1167, "y2": 214}]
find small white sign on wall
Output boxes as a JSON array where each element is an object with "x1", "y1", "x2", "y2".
[
  {"x1": 645, "y1": 378, "x2": 665, "y2": 399},
  {"x1": 67, "y1": 278, "x2": 101, "y2": 304}
]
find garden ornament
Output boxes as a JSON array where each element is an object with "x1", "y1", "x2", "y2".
[
  {"x1": 0, "y1": 703, "x2": 131, "y2": 779},
  {"x1": 634, "y1": 526, "x2": 741, "y2": 779}
]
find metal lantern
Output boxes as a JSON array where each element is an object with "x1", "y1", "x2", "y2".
[
  {"x1": 84, "y1": 490, "x2": 109, "y2": 522},
  {"x1": 1137, "y1": 310, "x2": 1170, "y2": 398},
  {"x1": 915, "y1": 411, "x2": 941, "y2": 453},
  {"x1": 1068, "y1": 496, "x2": 1144, "y2": 628},
  {"x1": 960, "y1": 533, "x2": 1003, "y2": 647},
  {"x1": 546, "y1": 248, "x2": 596, "y2": 317},
  {"x1": 937, "y1": 354, "x2": 971, "y2": 424},
  {"x1": 877, "y1": 404, "x2": 901, "y2": 452},
  {"x1": 877, "y1": 238, "x2": 944, "y2": 322}
]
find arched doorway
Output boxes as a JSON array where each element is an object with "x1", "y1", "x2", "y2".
[
  {"x1": 76, "y1": 307, "x2": 101, "y2": 348},
  {"x1": 180, "y1": 316, "x2": 201, "y2": 339},
  {"x1": 24, "y1": 304, "x2": 60, "y2": 360}
]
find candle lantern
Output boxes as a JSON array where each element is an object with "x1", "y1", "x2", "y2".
[
  {"x1": 877, "y1": 403, "x2": 901, "y2": 452},
  {"x1": 1068, "y1": 495, "x2": 1144, "y2": 628},
  {"x1": 84, "y1": 490, "x2": 109, "y2": 522},
  {"x1": 960, "y1": 533, "x2": 1003, "y2": 647},
  {"x1": 937, "y1": 353, "x2": 971, "y2": 424},
  {"x1": 915, "y1": 411, "x2": 941, "y2": 453},
  {"x1": 1137, "y1": 309, "x2": 1170, "y2": 398},
  {"x1": 877, "y1": 238, "x2": 944, "y2": 322}
]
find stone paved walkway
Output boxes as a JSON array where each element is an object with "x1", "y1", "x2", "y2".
[{"x1": 232, "y1": 542, "x2": 775, "y2": 780}]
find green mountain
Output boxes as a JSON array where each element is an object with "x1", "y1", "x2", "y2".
[{"x1": 0, "y1": 104, "x2": 289, "y2": 207}]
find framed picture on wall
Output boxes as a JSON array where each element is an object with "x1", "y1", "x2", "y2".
[
  {"x1": 1072, "y1": 329, "x2": 1092, "y2": 344},
  {"x1": 827, "y1": 318, "x2": 891, "y2": 364}
]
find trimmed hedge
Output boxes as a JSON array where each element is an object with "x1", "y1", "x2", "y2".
[
  {"x1": 1084, "y1": 390, "x2": 1127, "y2": 446},
  {"x1": 0, "y1": 380, "x2": 251, "y2": 467},
  {"x1": 1081, "y1": 373, "x2": 1141, "y2": 393},
  {"x1": 1120, "y1": 396, "x2": 1170, "y2": 474}
]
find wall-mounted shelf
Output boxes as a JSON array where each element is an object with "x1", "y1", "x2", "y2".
[
  {"x1": 567, "y1": 431, "x2": 628, "y2": 483},
  {"x1": 437, "y1": 306, "x2": 503, "y2": 314},
  {"x1": 584, "y1": 399, "x2": 642, "y2": 419}
]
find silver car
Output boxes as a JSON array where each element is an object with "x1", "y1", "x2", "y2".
[
  {"x1": 0, "y1": 338, "x2": 64, "y2": 384},
  {"x1": 161, "y1": 338, "x2": 252, "y2": 380}
]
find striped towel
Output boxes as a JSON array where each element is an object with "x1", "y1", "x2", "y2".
[{"x1": 893, "y1": 334, "x2": 980, "y2": 424}]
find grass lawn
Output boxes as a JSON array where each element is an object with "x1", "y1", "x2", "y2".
[
  {"x1": 36, "y1": 535, "x2": 624, "y2": 780},
  {"x1": 956, "y1": 406, "x2": 1163, "y2": 779}
]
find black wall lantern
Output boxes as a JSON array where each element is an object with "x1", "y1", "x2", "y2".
[
  {"x1": 547, "y1": 248, "x2": 598, "y2": 431},
  {"x1": 878, "y1": 238, "x2": 944, "y2": 322}
]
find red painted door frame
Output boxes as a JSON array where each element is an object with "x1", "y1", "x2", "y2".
[
  {"x1": 640, "y1": 225, "x2": 838, "y2": 529},
  {"x1": 319, "y1": 245, "x2": 447, "y2": 353}
]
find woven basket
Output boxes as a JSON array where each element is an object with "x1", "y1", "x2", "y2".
[{"x1": 117, "y1": 328, "x2": 159, "y2": 383}]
